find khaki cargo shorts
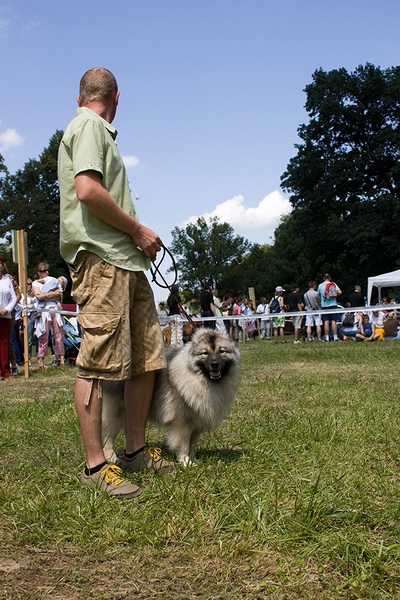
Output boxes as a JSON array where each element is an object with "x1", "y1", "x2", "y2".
[{"x1": 70, "y1": 252, "x2": 166, "y2": 380}]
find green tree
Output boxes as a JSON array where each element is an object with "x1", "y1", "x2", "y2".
[
  {"x1": 0, "y1": 152, "x2": 8, "y2": 178},
  {"x1": 281, "y1": 63, "x2": 400, "y2": 294},
  {"x1": 0, "y1": 131, "x2": 67, "y2": 278},
  {"x1": 170, "y1": 216, "x2": 252, "y2": 293},
  {"x1": 220, "y1": 243, "x2": 273, "y2": 298}
]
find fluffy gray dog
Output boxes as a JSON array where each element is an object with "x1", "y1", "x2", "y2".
[{"x1": 102, "y1": 327, "x2": 241, "y2": 466}]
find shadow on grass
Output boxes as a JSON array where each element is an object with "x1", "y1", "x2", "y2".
[{"x1": 196, "y1": 448, "x2": 244, "y2": 463}]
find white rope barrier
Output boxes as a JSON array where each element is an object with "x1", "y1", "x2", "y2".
[
  {"x1": 20, "y1": 303, "x2": 400, "y2": 324},
  {"x1": 166, "y1": 304, "x2": 400, "y2": 324},
  {"x1": 21, "y1": 305, "x2": 79, "y2": 316}
]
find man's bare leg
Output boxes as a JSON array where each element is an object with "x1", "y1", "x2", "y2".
[
  {"x1": 324, "y1": 319, "x2": 330, "y2": 337},
  {"x1": 124, "y1": 370, "x2": 155, "y2": 454},
  {"x1": 75, "y1": 377, "x2": 105, "y2": 469}
]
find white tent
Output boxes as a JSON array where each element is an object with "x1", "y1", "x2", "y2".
[{"x1": 367, "y1": 269, "x2": 400, "y2": 304}]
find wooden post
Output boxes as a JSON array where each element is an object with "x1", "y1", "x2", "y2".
[{"x1": 15, "y1": 230, "x2": 29, "y2": 379}]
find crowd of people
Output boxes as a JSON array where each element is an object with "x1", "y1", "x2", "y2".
[
  {"x1": 158, "y1": 273, "x2": 400, "y2": 346},
  {"x1": 2, "y1": 262, "x2": 398, "y2": 379},
  {"x1": 0, "y1": 257, "x2": 69, "y2": 379}
]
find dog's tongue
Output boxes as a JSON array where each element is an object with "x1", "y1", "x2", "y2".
[{"x1": 210, "y1": 371, "x2": 221, "y2": 379}]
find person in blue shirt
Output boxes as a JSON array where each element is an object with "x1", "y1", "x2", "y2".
[{"x1": 317, "y1": 273, "x2": 342, "y2": 342}]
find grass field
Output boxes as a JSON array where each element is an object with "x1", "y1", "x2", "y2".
[{"x1": 1, "y1": 338, "x2": 400, "y2": 599}]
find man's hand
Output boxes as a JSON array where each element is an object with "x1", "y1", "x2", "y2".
[{"x1": 130, "y1": 223, "x2": 163, "y2": 261}]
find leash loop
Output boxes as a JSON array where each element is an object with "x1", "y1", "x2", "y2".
[{"x1": 150, "y1": 246, "x2": 193, "y2": 324}]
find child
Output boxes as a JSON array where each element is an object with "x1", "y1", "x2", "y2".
[
  {"x1": 36, "y1": 275, "x2": 67, "y2": 309},
  {"x1": 355, "y1": 315, "x2": 380, "y2": 342}
]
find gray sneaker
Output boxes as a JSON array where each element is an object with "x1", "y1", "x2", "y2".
[
  {"x1": 117, "y1": 447, "x2": 178, "y2": 474},
  {"x1": 80, "y1": 464, "x2": 142, "y2": 499}
]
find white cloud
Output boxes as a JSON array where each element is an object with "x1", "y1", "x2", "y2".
[
  {"x1": 0, "y1": 128, "x2": 25, "y2": 153},
  {"x1": 182, "y1": 190, "x2": 292, "y2": 244},
  {"x1": 122, "y1": 155, "x2": 140, "y2": 168},
  {"x1": 23, "y1": 21, "x2": 41, "y2": 34},
  {"x1": 0, "y1": 18, "x2": 10, "y2": 36}
]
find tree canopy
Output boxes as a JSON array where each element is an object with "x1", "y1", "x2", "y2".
[
  {"x1": 278, "y1": 63, "x2": 400, "y2": 295},
  {"x1": 170, "y1": 216, "x2": 252, "y2": 293},
  {"x1": 0, "y1": 131, "x2": 67, "y2": 279}
]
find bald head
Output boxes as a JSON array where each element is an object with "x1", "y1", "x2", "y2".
[{"x1": 79, "y1": 68, "x2": 118, "y2": 106}]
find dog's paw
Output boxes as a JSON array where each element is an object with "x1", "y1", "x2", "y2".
[
  {"x1": 104, "y1": 452, "x2": 119, "y2": 465},
  {"x1": 178, "y1": 455, "x2": 198, "y2": 467}
]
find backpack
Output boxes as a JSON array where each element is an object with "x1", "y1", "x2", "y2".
[
  {"x1": 342, "y1": 313, "x2": 354, "y2": 327},
  {"x1": 324, "y1": 282, "x2": 337, "y2": 299},
  {"x1": 270, "y1": 296, "x2": 281, "y2": 314}
]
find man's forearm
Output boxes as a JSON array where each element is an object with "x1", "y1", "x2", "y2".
[
  {"x1": 75, "y1": 171, "x2": 162, "y2": 258},
  {"x1": 75, "y1": 172, "x2": 141, "y2": 236}
]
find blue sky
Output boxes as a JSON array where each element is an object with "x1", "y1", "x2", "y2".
[{"x1": 1, "y1": 0, "x2": 399, "y2": 298}]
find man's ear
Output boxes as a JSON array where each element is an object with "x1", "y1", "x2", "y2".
[{"x1": 77, "y1": 96, "x2": 81, "y2": 106}]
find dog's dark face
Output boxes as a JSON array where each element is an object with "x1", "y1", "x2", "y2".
[{"x1": 191, "y1": 329, "x2": 238, "y2": 380}]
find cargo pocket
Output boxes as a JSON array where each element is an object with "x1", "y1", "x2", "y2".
[
  {"x1": 70, "y1": 257, "x2": 108, "y2": 307},
  {"x1": 77, "y1": 313, "x2": 122, "y2": 372}
]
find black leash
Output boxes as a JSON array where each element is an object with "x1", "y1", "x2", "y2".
[{"x1": 150, "y1": 246, "x2": 194, "y2": 325}]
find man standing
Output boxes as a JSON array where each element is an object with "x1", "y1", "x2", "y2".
[
  {"x1": 256, "y1": 297, "x2": 270, "y2": 340},
  {"x1": 317, "y1": 273, "x2": 342, "y2": 341},
  {"x1": 286, "y1": 284, "x2": 304, "y2": 344},
  {"x1": 200, "y1": 282, "x2": 216, "y2": 329},
  {"x1": 303, "y1": 280, "x2": 322, "y2": 342},
  {"x1": 348, "y1": 284, "x2": 365, "y2": 307},
  {"x1": 58, "y1": 68, "x2": 174, "y2": 500}
]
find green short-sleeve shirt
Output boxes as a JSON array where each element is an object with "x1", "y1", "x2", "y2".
[{"x1": 58, "y1": 107, "x2": 150, "y2": 272}]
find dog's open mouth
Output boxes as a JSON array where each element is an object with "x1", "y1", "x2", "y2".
[{"x1": 209, "y1": 370, "x2": 222, "y2": 379}]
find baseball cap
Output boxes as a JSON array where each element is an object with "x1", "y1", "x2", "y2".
[{"x1": 275, "y1": 286, "x2": 285, "y2": 292}]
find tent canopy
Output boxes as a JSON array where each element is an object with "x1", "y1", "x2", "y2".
[{"x1": 367, "y1": 269, "x2": 400, "y2": 304}]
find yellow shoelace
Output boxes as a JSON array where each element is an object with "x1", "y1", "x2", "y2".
[
  {"x1": 104, "y1": 464, "x2": 125, "y2": 486},
  {"x1": 145, "y1": 447, "x2": 162, "y2": 461}
]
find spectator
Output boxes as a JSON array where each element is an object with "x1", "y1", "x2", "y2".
[
  {"x1": 0, "y1": 256, "x2": 18, "y2": 379},
  {"x1": 256, "y1": 297, "x2": 271, "y2": 340},
  {"x1": 370, "y1": 309, "x2": 385, "y2": 327},
  {"x1": 32, "y1": 262, "x2": 65, "y2": 370},
  {"x1": 269, "y1": 286, "x2": 286, "y2": 344},
  {"x1": 303, "y1": 280, "x2": 322, "y2": 342},
  {"x1": 12, "y1": 295, "x2": 24, "y2": 369},
  {"x1": 317, "y1": 273, "x2": 342, "y2": 342},
  {"x1": 355, "y1": 314, "x2": 380, "y2": 341},
  {"x1": 348, "y1": 284, "x2": 365, "y2": 307},
  {"x1": 4, "y1": 267, "x2": 21, "y2": 376},
  {"x1": 157, "y1": 301, "x2": 169, "y2": 327},
  {"x1": 341, "y1": 310, "x2": 363, "y2": 340},
  {"x1": 167, "y1": 285, "x2": 184, "y2": 347},
  {"x1": 232, "y1": 297, "x2": 243, "y2": 341},
  {"x1": 221, "y1": 293, "x2": 233, "y2": 337},
  {"x1": 383, "y1": 314, "x2": 400, "y2": 340},
  {"x1": 157, "y1": 301, "x2": 170, "y2": 347},
  {"x1": 370, "y1": 309, "x2": 385, "y2": 340},
  {"x1": 286, "y1": 284, "x2": 304, "y2": 344},
  {"x1": 242, "y1": 299, "x2": 256, "y2": 341},
  {"x1": 212, "y1": 289, "x2": 226, "y2": 332},
  {"x1": 200, "y1": 282, "x2": 216, "y2": 330},
  {"x1": 25, "y1": 279, "x2": 38, "y2": 363}
]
